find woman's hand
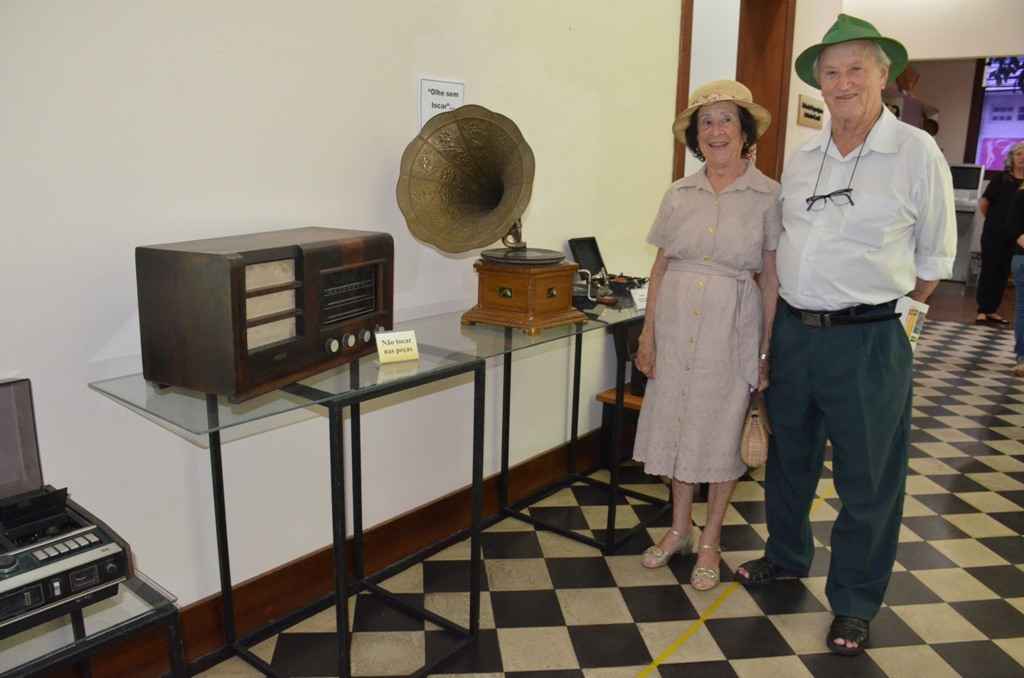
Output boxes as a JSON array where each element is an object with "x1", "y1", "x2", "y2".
[
  {"x1": 635, "y1": 333, "x2": 656, "y2": 378},
  {"x1": 756, "y1": 355, "x2": 769, "y2": 391}
]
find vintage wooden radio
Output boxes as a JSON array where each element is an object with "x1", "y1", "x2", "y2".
[{"x1": 136, "y1": 227, "x2": 394, "y2": 400}]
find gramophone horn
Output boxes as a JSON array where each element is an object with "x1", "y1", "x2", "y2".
[{"x1": 396, "y1": 104, "x2": 535, "y2": 254}]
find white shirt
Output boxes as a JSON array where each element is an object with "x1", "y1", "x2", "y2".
[{"x1": 776, "y1": 106, "x2": 956, "y2": 311}]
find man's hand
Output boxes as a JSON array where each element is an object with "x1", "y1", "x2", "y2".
[{"x1": 909, "y1": 278, "x2": 939, "y2": 304}]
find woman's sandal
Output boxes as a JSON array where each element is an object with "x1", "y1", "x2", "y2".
[
  {"x1": 641, "y1": 527, "x2": 693, "y2": 569},
  {"x1": 827, "y1": 615, "x2": 869, "y2": 656},
  {"x1": 690, "y1": 543, "x2": 722, "y2": 591},
  {"x1": 734, "y1": 556, "x2": 806, "y2": 586}
]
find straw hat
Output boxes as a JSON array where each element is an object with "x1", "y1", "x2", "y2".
[
  {"x1": 795, "y1": 14, "x2": 908, "y2": 89},
  {"x1": 672, "y1": 80, "x2": 772, "y2": 143}
]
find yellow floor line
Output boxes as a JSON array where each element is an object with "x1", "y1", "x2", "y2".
[
  {"x1": 637, "y1": 582, "x2": 740, "y2": 676},
  {"x1": 638, "y1": 495, "x2": 827, "y2": 675}
]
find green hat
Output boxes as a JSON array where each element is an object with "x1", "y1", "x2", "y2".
[{"x1": 795, "y1": 14, "x2": 908, "y2": 89}]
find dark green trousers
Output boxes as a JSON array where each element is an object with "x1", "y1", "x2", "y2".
[{"x1": 764, "y1": 303, "x2": 912, "y2": 621}]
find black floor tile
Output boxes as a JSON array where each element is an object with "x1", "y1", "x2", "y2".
[
  {"x1": 546, "y1": 557, "x2": 616, "y2": 589},
  {"x1": 1001, "y1": 490, "x2": 1024, "y2": 509},
  {"x1": 422, "y1": 560, "x2": 487, "y2": 593},
  {"x1": 979, "y1": 536, "x2": 1024, "y2": 564},
  {"x1": 744, "y1": 579, "x2": 827, "y2": 615},
  {"x1": 589, "y1": 528, "x2": 655, "y2": 555},
  {"x1": 901, "y1": 515, "x2": 969, "y2": 540},
  {"x1": 571, "y1": 484, "x2": 628, "y2": 506},
  {"x1": 926, "y1": 474, "x2": 989, "y2": 493},
  {"x1": 658, "y1": 661, "x2": 739, "y2": 678},
  {"x1": 270, "y1": 632, "x2": 345, "y2": 677},
  {"x1": 990, "y1": 510, "x2": 1024, "y2": 534},
  {"x1": 527, "y1": 506, "x2": 590, "y2": 532},
  {"x1": 731, "y1": 500, "x2": 767, "y2": 524},
  {"x1": 425, "y1": 628, "x2": 503, "y2": 674},
  {"x1": 895, "y1": 542, "x2": 959, "y2": 570},
  {"x1": 811, "y1": 521, "x2": 833, "y2": 547},
  {"x1": 807, "y1": 546, "x2": 832, "y2": 577},
  {"x1": 505, "y1": 671, "x2": 584, "y2": 678},
  {"x1": 883, "y1": 572, "x2": 943, "y2": 606},
  {"x1": 719, "y1": 524, "x2": 766, "y2": 551},
  {"x1": 866, "y1": 606, "x2": 926, "y2": 648},
  {"x1": 931, "y1": 640, "x2": 1024, "y2": 678},
  {"x1": 942, "y1": 457, "x2": 1000, "y2": 474},
  {"x1": 957, "y1": 429, "x2": 1012, "y2": 443},
  {"x1": 490, "y1": 590, "x2": 565, "y2": 628},
  {"x1": 965, "y1": 565, "x2": 1024, "y2": 598},
  {"x1": 912, "y1": 493, "x2": 981, "y2": 515},
  {"x1": 616, "y1": 463, "x2": 659, "y2": 484},
  {"x1": 352, "y1": 593, "x2": 425, "y2": 632},
  {"x1": 801, "y1": 651, "x2": 888, "y2": 678},
  {"x1": 567, "y1": 623, "x2": 652, "y2": 668},
  {"x1": 705, "y1": 616, "x2": 794, "y2": 659},
  {"x1": 620, "y1": 585, "x2": 700, "y2": 623},
  {"x1": 480, "y1": 531, "x2": 544, "y2": 559},
  {"x1": 631, "y1": 502, "x2": 675, "y2": 527},
  {"x1": 951, "y1": 599, "x2": 1024, "y2": 639}
]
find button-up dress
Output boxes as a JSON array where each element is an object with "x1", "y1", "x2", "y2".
[{"x1": 634, "y1": 162, "x2": 782, "y2": 482}]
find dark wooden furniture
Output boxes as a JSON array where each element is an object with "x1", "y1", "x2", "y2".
[{"x1": 462, "y1": 260, "x2": 586, "y2": 335}]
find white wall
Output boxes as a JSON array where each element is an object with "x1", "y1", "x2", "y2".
[
  {"x1": 783, "y1": 0, "x2": 844, "y2": 162},
  {"x1": 0, "y1": 1, "x2": 681, "y2": 606},
  {"x1": 841, "y1": 0, "x2": 1024, "y2": 61},
  {"x1": 684, "y1": 0, "x2": 741, "y2": 175},
  {"x1": 908, "y1": 60, "x2": 976, "y2": 164}
]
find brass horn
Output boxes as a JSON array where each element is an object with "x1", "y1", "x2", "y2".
[{"x1": 396, "y1": 104, "x2": 535, "y2": 254}]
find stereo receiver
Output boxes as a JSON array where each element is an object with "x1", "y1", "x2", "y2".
[{"x1": 136, "y1": 227, "x2": 394, "y2": 400}]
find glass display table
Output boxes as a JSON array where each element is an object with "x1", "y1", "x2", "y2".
[
  {"x1": 0, "y1": 573, "x2": 183, "y2": 678},
  {"x1": 88, "y1": 307, "x2": 661, "y2": 677}
]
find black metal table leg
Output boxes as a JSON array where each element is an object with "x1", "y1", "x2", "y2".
[
  {"x1": 69, "y1": 608, "x2": 92, "y2": 678},
  {"x1": 499, "y1": 333, "x2": 512, "y2": 510},
  {"x1": 206, "y1": 395, "x2": 237, "y2": 646},
  {"x1": 350, "y1": 361, "x2": 365, "y2": 580},
  {"x1": 167, "y1": 612, "x2": 187, "y2": 678},
  {"x1": 327, "y1": 402, "x2": 351, "y2": 678},
  {"x1": 569, "y1": 328, "x2": 583, "y2": 475},
  {"x1": 604, "y1": 346, "x2": 627, "y2": 553},
  {"x1": 469, "y1": 363, "x2": 485, "y2": 634}
]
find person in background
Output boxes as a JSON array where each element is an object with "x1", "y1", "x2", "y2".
[
  {"x1": 976, "y1": 141, "x2": 1024, "y2": 323},
  {"x1": 1007, "y1": 181, "x2": 1024, "y2": 375},
  {"x1": 735, "y1": 14, "x2": 956, "y2": 656},
  {"x1": 633, "y1": 80, "x2": 780, "y2": 592}
]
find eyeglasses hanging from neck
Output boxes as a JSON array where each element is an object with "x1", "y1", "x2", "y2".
[{"x1": 805, "y1": 111, "x2": 882, "y2": 212}]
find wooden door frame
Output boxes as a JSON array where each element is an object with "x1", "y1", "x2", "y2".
[{"x1": 672, "y1": 0, "x2": 797, "y2": 181}]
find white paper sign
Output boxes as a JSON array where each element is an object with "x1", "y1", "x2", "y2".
[
  {"x1": 896, "y1": 297, "x2": 929, "y2": 353},
  {"x1": 419, "y1": 78, "x2": 465, "y2": 127},
  {"x1": 630, "y1": 285, "x2": 649, "y2": 311},
  {"x1": 375, "y1": 329, "x2": 420, "y2": 364}
]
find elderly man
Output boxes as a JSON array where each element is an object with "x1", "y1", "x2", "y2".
[{"x1": 736, "y1": 14, "x2": 956, "y2": 656}]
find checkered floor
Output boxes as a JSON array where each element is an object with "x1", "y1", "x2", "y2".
[{"x1": 200, "y1": 320, "x2": 1024, "y2": 678}]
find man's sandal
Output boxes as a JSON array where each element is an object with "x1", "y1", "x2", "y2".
[
  {"x1": 734, "y1": 557, "x2": 806, "y2": 586},
  {"x1": 827, "y1": 615, "x2": 869, "y2": 656}
]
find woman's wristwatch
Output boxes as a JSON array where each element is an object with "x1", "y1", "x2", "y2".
[{"x1": 759, "y1": 353, "x2": 769, "y2": 361}]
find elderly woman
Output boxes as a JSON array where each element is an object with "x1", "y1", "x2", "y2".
[
  {"x1": 633, "y1": 80, "x2": 780, "y2": 591},
  {"x1": 976, "y1": 141, "x2": 1024, "y2": 323}
]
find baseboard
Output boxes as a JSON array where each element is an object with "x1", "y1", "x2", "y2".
[{"x1": 58, "y1": 429, "x2": 605, "y2": 677}]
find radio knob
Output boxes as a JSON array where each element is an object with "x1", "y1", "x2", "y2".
[
  {"x1": 362, "y1": 329, "x2": 373, "y2": 344},
  {"x1": 345, "y1": 334, "x2": 357, "y2": 348},
  {"x1": 105, "y1": 562, "x2": 118, "y2": 576},
  {"x1": 325, "y1": 338, "x2": 341, "y2": 354},
  {"x1": 0, "y1": 554, "x2": 16, "y2": 573}
]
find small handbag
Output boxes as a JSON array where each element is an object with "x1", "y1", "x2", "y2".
[{"x1": 740, "y1": 393, "x2": 771, "y2": 467}]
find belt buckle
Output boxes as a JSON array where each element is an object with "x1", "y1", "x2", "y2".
[{"x1": 801, "y1": 311, "x2": 829, "y2": 328}]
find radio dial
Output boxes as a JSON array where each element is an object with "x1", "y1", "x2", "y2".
[
  {"x1": 325, "y1": 338, "x2": 341, "y2": 354},
  {"x1": 0, "y1": 554, "x2": 16, "y2": 573},
  {"x1": 345, "y1": 334, "x2": 357, "y2": 348},
  {"x1": 362, "y1": 330, "x2": 373, "y2": 344},
  {"x1": 105, "y1": 562, "x2": 118, "y2": 576}
]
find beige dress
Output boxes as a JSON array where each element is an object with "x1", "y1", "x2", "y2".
[{"x1": 634, "y1": 162, "x2": 782, "y2": 482}]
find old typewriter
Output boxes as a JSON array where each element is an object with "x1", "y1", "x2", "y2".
[{"x1": 0, "y1": 379, "x2": 132, "y2": 639}]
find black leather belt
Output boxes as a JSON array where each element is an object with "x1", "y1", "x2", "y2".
[{"x1": 784, "y1": 298, "x2": 899, "y2": 327}]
